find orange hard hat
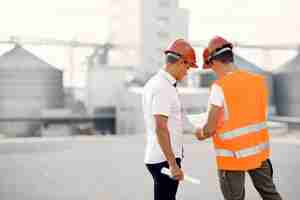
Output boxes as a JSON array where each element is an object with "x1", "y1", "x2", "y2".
[
  {"x1": 202, "y1": 36, "x2": 233, "y2": 69},
  {"x1": 202, "y1": 48, "x2": 210, "y2": 69},
  {"x1": 165, "y1": 39, "x2": 198, "y2": 68}
]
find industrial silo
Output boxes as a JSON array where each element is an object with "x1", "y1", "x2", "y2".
[
  {"x1": 273, "y1": 53, "x2": 300, "y2": 116},
  {"x1": 198, "y1": 54, "x2": 275, "y2": 113},
  {"x1": 0, "y1": 45, "x2": 64, "y2": 137}
]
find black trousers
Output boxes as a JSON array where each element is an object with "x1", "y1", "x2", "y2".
[
  {"x1": 218, "y1": 159, "x2": 282, "y2": 200},
  {"x1": 146, "y1": 158, "x2": 181, "y2": 200}
]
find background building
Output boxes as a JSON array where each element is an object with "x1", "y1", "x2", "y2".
[{"x1": 108, "y1": 0, "x2": 189, "y2": 76}]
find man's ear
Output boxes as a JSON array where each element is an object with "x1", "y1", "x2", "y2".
[
  {"x1": 177, "y1": 58, "x2": 184, "y2": 64},
  {"x1": 210, "y1": 59, "x2": 215, "y2": 65}
]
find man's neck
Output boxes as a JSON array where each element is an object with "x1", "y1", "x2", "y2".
[
  {"x1": 216, "y1": 63, "x2": 238, "y2": 78},
  {"x1": 164, "y1": 65, "x2": 178, "y2": 81}
]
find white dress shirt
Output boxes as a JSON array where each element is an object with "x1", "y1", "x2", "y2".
[{"x1": 142, "y1": 69, "x2": 185, "y2": 164}]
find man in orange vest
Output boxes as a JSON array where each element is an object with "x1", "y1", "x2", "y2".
[{"x1": 196, "y1": 36, "x2": 282, "y2": 200}]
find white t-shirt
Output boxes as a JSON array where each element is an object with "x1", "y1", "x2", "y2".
[
  {"x1": 209, "y1": 83, "x2": 228, "y2": 120},
  {"x1": 209, "y1": 83, "x2": 224, "y2": 107},
  {"x1": 142, "y1": 70, "x2": 187, "y2": 164}
]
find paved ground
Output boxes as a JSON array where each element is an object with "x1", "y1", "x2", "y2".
[{"x1": 0, "y1": 133, "x2": 299, "y2": 200}]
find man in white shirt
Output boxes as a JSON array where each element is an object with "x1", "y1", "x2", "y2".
[{"x1": 143, "y1": 39, "x2": 200, "y2": 200}]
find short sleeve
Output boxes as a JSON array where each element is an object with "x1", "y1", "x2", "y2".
[
  {"x1": 209, "y1": 83, "x2": 224, "y2": 107},
  {"x1": 151, "y1": 89, "x2": 171, "y2": 117}
]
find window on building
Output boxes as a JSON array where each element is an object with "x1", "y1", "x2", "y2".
[
  {"x1": 156, "y1": 16, "x2": 170, "y2": 27},
  {"x1": 157, "y1": 30, "x2": 170, "y2": 40},
  {"x1": 158, "y1": 0, "x2": 171, "y2": 8}
]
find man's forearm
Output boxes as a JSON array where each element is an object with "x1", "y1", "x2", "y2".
[
  {"x1": 200, "y1": 104, "x2": 222, "y2": 139},
  {"x1": 156, "y1": 128, "x2": 177, "y2": 166}
]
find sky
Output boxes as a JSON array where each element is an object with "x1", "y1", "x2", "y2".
[
  {"x1": 180, "y1": 0, "x2": 300, "y2": 44},
  {"x1": 0, "y1": 0, "x2": 299, "y2": 86},
  {"x1": 0, "y1": 0, "x2": 109, "y2": 42},
  {"x1": 1, "y1": 0, "x2": 299, "y2": 43},
  {"x1": 179, "y1": 0, "x2": 300, "y2": 70}
]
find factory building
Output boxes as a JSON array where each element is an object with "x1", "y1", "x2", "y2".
[
  {"x1": 274, "y1": 53, "x2": 300, "y2": 117},
  {"x1": 108, "y1": 0, "x2": 189, "y2": 76}
]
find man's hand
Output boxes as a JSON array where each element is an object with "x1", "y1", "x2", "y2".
[
  {"x1": 195, "y1": 104, "x2": 223, "y2": 141},
  {"x1": 195, "y1": 128, "x2": 206, "y2": 140},
  {"x1": 169, "y1": 163, "x2": 184, "y2": 181},
  {"x1": 195, "y1": 128, "x2": 213, "y2": 140}
]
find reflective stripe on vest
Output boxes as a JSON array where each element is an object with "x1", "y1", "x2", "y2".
[
  {"x1": 215, "y1": 142, "x2": 269, "y2": 159},
  {"x1": 219, "y1": 122, "x2": 267, "y2": 140}
]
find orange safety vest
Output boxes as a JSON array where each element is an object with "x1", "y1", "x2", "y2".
[{"x1": 212, "y1": 70, "x2": 270, "y2": 171}]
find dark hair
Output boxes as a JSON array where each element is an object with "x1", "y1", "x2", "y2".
[
  {"x1": 165, "y1": 52, "x2": 180, "y2": 64},
  {"x1": 212, "y1": 50, "x2": 234, "y2": 64}
]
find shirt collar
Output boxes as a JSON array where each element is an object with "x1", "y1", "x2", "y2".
[{"x1": 159, "y1": 69, "x2": 177, "y2": 86}]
